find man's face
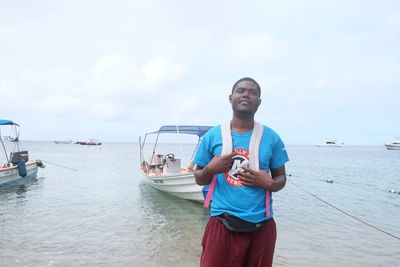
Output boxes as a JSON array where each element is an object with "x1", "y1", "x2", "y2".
[{"x1": 229, "y1": 81, "x2": 261, "y2": 115}]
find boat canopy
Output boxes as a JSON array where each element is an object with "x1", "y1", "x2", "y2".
[
  {"x1": 0, "y1": 120, "x2": 19, "y2": 126},
  {"x1": 148, "y1": 125, "x2": 213, "y2": 138}
]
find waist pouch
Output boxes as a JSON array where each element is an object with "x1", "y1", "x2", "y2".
[{"x1": 216, "y1": 213, "x2": 265, "y2": 233}]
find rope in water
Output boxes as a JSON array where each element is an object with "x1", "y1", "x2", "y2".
[
  {"x1": 288, "y1": 179, "x2": 400, "y2": 241},
  {"x1": 41, "y1": 160, "x2": 78, "y2": 171}
]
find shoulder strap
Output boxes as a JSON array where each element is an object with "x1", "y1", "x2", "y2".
[
  {"x1": 221, "y1": 121, "x2": 232, "y2": 154},
  {"x1": 248, "y1": 121, "x2": 263, "y2": 171},
  {"x1": 204, "y1": 122, "x2": 230, "y2": 209},
  {"x1": 204, "y1": 175, "x2": 216, "y2": 208},
  {"x1": 249, "y1": 122, "x2": 271, "y2": 217}
]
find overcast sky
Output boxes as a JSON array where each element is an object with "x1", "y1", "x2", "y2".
[{"x1": 1, "y1": 0, "x2": 399, "y2": 145}]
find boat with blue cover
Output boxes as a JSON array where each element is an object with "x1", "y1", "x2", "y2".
[
  {"x1": 0, "y1": 119, "x2": 44, "y2": 186},
  {"x1": 139, "y1": 125, "x2": 212, "y2": 202}
]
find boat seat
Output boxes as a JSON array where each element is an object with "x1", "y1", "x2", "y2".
[{"x1": 164, "y1": 158, "x2": 181, "y2": 173}]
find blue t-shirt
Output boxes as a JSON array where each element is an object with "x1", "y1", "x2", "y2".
[{"x1": 193, "y1": 125, "x2": 289, "y2": 223}]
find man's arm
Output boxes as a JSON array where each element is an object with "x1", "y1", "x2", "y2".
[
  {"x1": 194, "y1": 152, "x2": 236, "y2": 185},
  {"x1": 193, "y1": 165, "x2": 213, "y2": 185},
  {"x1": 269, "y1": 165, "x2": 287, "y2": 192}
]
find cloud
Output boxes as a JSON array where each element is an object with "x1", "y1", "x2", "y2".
[
  {"x1": 220, "y1": 33, "x2": 288, "y2": 69},
  {"x1": 1, "y1": 1, "x2": 399, "y2": 144},
  {"x1": 0, "y1": 23, "x2": 26, "y2": 37},
  {"x1": 387, "y1": 12, "x2": 400, "y2": 30},
  {"x1": 312, "y1": 79, "x2": 330, "y2": 89},
  {"x1": 141, "y1": 58, "x2": 185, "y2": 84},
  {"x1": 36, "y1": 95, "x2": 82, "y2": 114},
  {"x1": 94, "y1": 53, "x2": 124, "y2": 74}
]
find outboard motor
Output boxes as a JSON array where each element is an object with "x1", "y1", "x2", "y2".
[
  {"x1": 18, "y1": 159, "x2": 27, "y2": 178},
  {"x1": 36, "y1": 159, "x2": 45, "y2": 168},
  {"x1": 10, "y1": 151, "x2": 29, "y2": 164}
]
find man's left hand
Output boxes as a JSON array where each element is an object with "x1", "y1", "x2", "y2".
[{"x1": 237, "y1": 167, "x2": 274, "y2": 191}]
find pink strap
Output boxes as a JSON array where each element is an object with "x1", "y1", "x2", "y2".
[
  {"x1": 204, "y1": 175, "x2": 216, "y2": 208},
  {"x1": 265, "y1": 191, "x2": 271, "y2": 217}
]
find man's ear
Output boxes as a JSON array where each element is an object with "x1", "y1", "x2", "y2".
[{"x1": 229, "y1": 94, "x2": 232, "y2": 103}]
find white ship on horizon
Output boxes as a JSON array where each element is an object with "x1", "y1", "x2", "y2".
[{"x1": 316, "y1": 140, "x2": 344, "y2": 147}]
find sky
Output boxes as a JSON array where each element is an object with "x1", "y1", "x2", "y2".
[{"x1": 0, "y1": 0, "x2": 399, "y2": 145}]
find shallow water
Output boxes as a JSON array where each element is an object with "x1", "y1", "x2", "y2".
[{"x1": 0, "y1": 142, "x2": 399, "y2": 266}]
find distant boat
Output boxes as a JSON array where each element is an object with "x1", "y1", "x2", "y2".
[
  {"x1": 316, "y1": 140, "x2": 344, "y2": 147},
  {"x1": 385, "y1": 139, "x2": 400, "y2": 150},
  {"x1": 76, "y1": 139, "x2": 101, "y2": 145},
  {"x1": 0, "y1": 119, "x2": 45, "y2": 186},
  {"x1": 54, "y1": 139, "x2": 75, "y2": 144},
  {"x1": 2, "y1": 136, "x2": 18, "y2": 142}
]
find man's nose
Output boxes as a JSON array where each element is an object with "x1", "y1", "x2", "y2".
[{"x1": 242, "y1": 89, "x2": 251, "y2": 97}]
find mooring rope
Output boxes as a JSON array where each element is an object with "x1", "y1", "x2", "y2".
[
  {"x1": 288, "y1": 179, "x2": 400, "y2": 241},
  {"x1": 41, "y1": 160, "x2": 78, "y2": 171}
]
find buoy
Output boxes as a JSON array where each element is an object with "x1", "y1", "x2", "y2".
[{"x1": 18, "y1": 160, "x2": 27, "y2": 178}]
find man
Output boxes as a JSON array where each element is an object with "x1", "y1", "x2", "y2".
[{"x1": 193, "y1": 77, "x2": 289, "y2": 267}]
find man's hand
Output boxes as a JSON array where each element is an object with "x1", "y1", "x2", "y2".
[
  {"x1": 204, "y1": 152, "x2": 236, "y2": 175},
  {"x1": 237, "y1": 166, "x2": 287, "y2": 192},
  {"x1": 194, "y1": 152, "x2": 235, "y2": 185},
  {"x1": 237, "y1": 167, "x2": 274, "y2": 190}
]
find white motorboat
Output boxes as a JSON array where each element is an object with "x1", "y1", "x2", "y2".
[
  {"x1": 139, "y1": 125, "x2": 212, "y2": 202},
  {"x1": 316, "y1": 140, "x2": 344, "y2": 147},
  {"x1": 385, "y1": 140, "x2": 400, "y2": 150},
  {"x1": 2, "y1": 136, "x2": 16, "y2": 141},
  {"x1": 0, "y1": 119, "x2": 44, "y2": 186}
]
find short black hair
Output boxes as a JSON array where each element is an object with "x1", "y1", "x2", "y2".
[{"x1": 231, "y1": 77, "x2": 261, "y2": 96}]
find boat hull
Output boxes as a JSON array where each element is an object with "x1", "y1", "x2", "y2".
[
  {"x1": 141, "y1": 170, "x2": 204, "y2": 202},
  {"x1": 385, "y1": 144, "x2": 400, "y2": 150},
  {"x1": 316, "y1": 143, "x2": 344, "y2": 147},
  {"x1": 0, "y1": 161, "x2": 38, "y2": 186}
]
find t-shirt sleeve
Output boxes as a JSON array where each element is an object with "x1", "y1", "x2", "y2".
[
  {"x1": 193, "y1": 131, "x2": 213, "y2": 168},
  {"x1": 269, "y1": 137, "x2": 289, "y2": 169}
]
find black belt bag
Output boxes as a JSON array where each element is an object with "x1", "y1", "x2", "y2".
[{"x1": 216, "y1": 213, "x2": 265, "y2": 233}]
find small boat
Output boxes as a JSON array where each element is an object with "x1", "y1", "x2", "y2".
[
  {"x1": 76, "y1": 139, "x2": 101, "y2": 145},
  {"x1": 139, "y1": 125, "x2": 212, "y2": 202},
  {"x1": 2, "y1": 136, "x2": 15, "y2": 141},
  {"x1": 385, "y1": 139, "x2": 400, "y2": 150},
  {"x1": 54, "y1": 139, "x2": 75, "y2": 144},
  {"x1": 316, "y1": 140, "x2": 344, "y2": 147},
  {"x1": 0, "y1": 119, "x2": 45, "y2": 186}
]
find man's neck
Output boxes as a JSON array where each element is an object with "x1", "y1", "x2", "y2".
[{"x1": 230, "y1": 116, "x2": 255, "y2": 132}]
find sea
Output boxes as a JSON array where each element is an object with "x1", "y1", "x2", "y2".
[{"x1": 0, "y1": 142, "x2": 399, "y2": 267}]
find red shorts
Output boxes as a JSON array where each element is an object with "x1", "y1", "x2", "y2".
[{"x1": 200, "y1": 216, "x2": 277, "y2": 267}]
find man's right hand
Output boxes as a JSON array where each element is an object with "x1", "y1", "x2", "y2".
[
  {"x1": 194, "y1": 152, "x2": 236, "y2": 185},
  {"x1": 204, "y1": 152, "x2": 236, "y2": 176}
]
